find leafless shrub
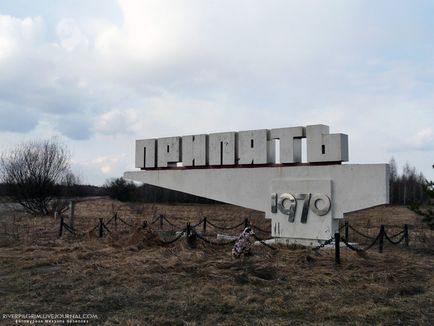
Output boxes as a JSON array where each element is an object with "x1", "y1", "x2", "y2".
[{"x1": 0, "y1": 139, "x2": 78, "y2": 215}]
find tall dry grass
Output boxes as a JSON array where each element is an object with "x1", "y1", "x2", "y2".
[{"x1": 0, "y1": 200, "x2": 433, "y2": 325}]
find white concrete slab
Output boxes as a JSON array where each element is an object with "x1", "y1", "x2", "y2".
[{"x1": 125, "y1": 163, "x2": 389, "y2": 241}]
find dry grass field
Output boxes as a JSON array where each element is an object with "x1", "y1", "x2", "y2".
[{"x1": 0, "y1": 199, "x2": 433, "y2": 325}]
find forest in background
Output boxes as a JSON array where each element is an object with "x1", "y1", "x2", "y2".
[{"x1": 388, "y1": 157, "x2": 431, "y2": 205}]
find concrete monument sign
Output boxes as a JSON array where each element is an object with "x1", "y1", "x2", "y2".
[{"x1": 125, "y1": 125, "x2": 389, "y2": 245}]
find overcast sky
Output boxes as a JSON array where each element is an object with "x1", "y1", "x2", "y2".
[{"x1": 0, "y1": 0, "x2": 433, "y2": 185}]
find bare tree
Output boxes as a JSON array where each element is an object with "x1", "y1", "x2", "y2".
[
  {"x1": 0, "y1": 139, "x2": 77, "y2": 215},
  {"x1": 389, "y1": 157, "x2": 398, "y2": 204}
]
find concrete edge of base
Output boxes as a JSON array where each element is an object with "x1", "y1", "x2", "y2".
[
  {"x1": 254, "y1": 237, "x2": 360, "y2": 249},
  {"x1": 209, "y1": 234, "x2": 360, "y2": 249}
]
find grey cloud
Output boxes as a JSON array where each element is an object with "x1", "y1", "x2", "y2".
[
  {"x1": 0, "y1": 3, "x2": 434, "y2": 183},
  {"x1": 0, "y1": 102, "x2": 39, "y2": 133},
  {"x1": 55, "y1": 115, "x2": 93, "y2": 140}
]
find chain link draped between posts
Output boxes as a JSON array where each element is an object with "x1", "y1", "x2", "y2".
[
  {"x1": 86, "y1": 224, "x2": 100, "y2": 234},
  {"x1": 340, "y1": 231, "x2": 381, "y2": 252},
  {"x1": 191, "y1": 219, "x2": 205, "y2": 228},
  {"x1": 58, "y1": 213, "x2": 136, "y2": 238},
  {"x1": 158, "y1": 230, "x2": 186, "y2": 245},
  {"x1": 188, "y1": 223, "x2": 236, "y2": 246},
  {"x1": 104, "y1": 214, "x2": 116, "y2": 226},
  {"x1": 312, "y1": 236, "x2": 335, "y2": 251},
  {"x1": 252, "y1": 234, "x2": 277, "y2": 250},
  {"x1": 311, "y1": 221, "x2": 354, "y2": 252},
  {"x1": 57, "y1": 213, "x2": 412, "y2": 266},
  {"x1": 337, "y1": 224, "x2": 410, "y2": 266},
  {"x1": 101, "y1": 221, "x2": 111, "y2": 234},
  {"x1": 386, "y1": 229, "x2": 405, "y2": 238},
  {"x1": 206, "y1": 219, "x2": 246, "y2": 231},
  {"x1": 347, "y1": 223, "x2": 376, "y2": 240},
  {"x1": 340, "y1": 236, "x2": 364, "y2": 252},
  {"x1": 383, "y1": 228, "x2": 407, "y2": 245},
  {"x1": 312, "y1": 223, "x2": 410, "y2": 265},
  {"x1": 162, "y1": 215, "x2": 178, "y2": 228},
  {"x1": 59, "y1": 217, "x2": 76, "y2": 236},
  {"x1": 117, "y1": 216, "x2": 135, "y2": 228},
  {"x1": 341, "y1": 223, "x2": 409, "y2": 251},
  {"x1": 153, "y1": 214, "x2": 273, "y2": 233},
  {"x1": 190, "y1": 225, "x2": 276, "y2": 250},
  {"x1": 194, "y1": 231, "x2": 237, "y2": 246},
  {"x1": 150, "y1": 215, "x2": 160, "y2": 225},
  {"x1": 152, "y1": 215, "x2": 272, "y2": 236}
]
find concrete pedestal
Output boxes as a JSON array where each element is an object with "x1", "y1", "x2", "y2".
[{"x1": 125, "y1": 163, "x2": 389, "y2": 242}]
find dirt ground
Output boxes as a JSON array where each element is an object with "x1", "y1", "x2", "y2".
[{"x1": 0, "y1": 199, "x2": 433, "y2": 325}]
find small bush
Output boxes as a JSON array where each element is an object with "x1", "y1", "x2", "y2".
[{"x1": 104, "y1": 178, "x2": 137, "y2": 202}]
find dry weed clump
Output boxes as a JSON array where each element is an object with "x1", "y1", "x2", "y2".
[{"x1": 0, "y1": 199, "x2": 433, "y2": 325}]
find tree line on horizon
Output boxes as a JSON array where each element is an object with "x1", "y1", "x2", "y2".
[{"x1": 388, "y1": 157, "x2": 430, "y2": 205}]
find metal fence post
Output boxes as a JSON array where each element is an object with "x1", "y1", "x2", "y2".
[
  {"x1": 335, "y1": 232, "x2": 340, "y2": 265},
  {"x1": 186, "y1": 222, "x2": 196, "y2": 248},
  {"x1": 379, "y1": 225, "x2": 385, "y2": 253},
  {"x1": 160, "y1": 214, "x2": 164, "y2": 229},
  {"x1": 186, "y1": 222, "x2": 191, "y2": 237},
  {"x1": 99, "y1": 218, "x2": 104, "y2": 238},
  {"x1": 404, "y1": 224, "x2": 409, "y2": 247},
  {"x1": 114, "y1": 212, "x2": 118, "y2": 229},
  {"x1": 344, "y1": 222, "x2": 349, "y2": 241},
  {"x1": 59, "y1": 216, "x2": 64, "y2": 237},
  {"x1": 244, "y1": 218, "x2": 249, "y2": 229}
]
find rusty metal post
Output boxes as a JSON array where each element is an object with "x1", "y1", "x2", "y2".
[
  {"x1": 335, "y1": 232, "x2": 340, "y2": 265},
  {"x1": 186, "y1": 222, "x2": 191, "y2": 237},
  {"x1": 379, "y1": 225, "x2": 385, "y2": 253},
  {"x1": 59, "y1": 216, "x2": 64, "y2": 237},
  {"x1": 344, "y1": 222, "x2": 349, "y2": 241},
  {"x1": 99, "y1": 218, "x2": 104, "y2": 238}
]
